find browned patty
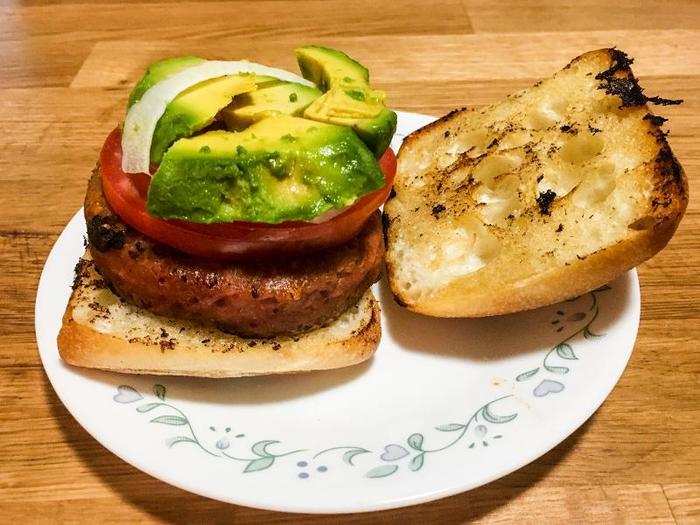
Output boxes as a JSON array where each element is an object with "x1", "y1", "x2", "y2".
[{"x1": 84, "y1": 167, "x2": 384, "y2": 338}]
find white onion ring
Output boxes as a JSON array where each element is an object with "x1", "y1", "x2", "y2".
[{"x1": 122, "y1": 60, "x2": 314, "y2": 174}]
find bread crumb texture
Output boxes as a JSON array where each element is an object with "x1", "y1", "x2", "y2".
[{"x1": 384, "y1": 49, "x2": 686, "y2": 313}]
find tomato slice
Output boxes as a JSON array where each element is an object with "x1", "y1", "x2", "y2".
[{"x1": 100, "y1": 128, "x2": 396, "y2": 259}]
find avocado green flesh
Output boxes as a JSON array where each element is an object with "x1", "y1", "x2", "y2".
[
  {"x1": 221, "y1": 82, "x2": 321, "y2": 130},
  {"x1": 295, "y1": 45, "x2": 369, "y2": 92},
  {"x1": 149, "y1": 75, "x2": 256, "y2": 165},
  {"x1": 305, "y1": 103, "x2": 396, "y2": 157},
  {"x1": 251, "y1": 75, "x2": 284, "y2": 88},
  {"x1": 147, "y1": 116, "x2": 385, "y2": 224},
  {"x1": 352, "y1": 108, "x2": 398, "y2": 157},
  {"x1": 295, "y1": 46, "x2": 395, "y2": 156},
  {"x1": 128, "y1": 56, "x2": 205, "y2": 108}
]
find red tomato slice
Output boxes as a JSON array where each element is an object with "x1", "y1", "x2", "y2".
[{"x1": 100, "y1": 128, "x2": 396, "y2": 260}]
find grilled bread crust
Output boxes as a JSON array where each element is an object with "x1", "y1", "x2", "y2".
[{"x1": 384, "y1": 49, "x2": 687, "y2": 317}]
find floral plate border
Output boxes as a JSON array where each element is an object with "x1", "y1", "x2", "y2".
[{"x1": 114, "y1": 285, "x2": 611, "y2": 480}]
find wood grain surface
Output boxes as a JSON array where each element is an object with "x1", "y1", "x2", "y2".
[{"x1": 1, "y1": 1, "x2": 698, "y2": 523}]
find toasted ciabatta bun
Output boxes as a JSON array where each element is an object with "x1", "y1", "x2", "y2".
[
  {"x1": 58, "y1": 257, "x2": 380, "y2": 377},
  {"x1": 384, "y1": 48, "x2": 687, "y2": 317}
]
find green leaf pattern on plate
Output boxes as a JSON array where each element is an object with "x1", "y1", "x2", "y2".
[
  {"x1": 166, "y1": 436, "x2": 197, "y2": 448},
  {"x1": 407, "y1": 433, "x2": 424, "y2": 451},
  {"x1": 136, "y1": 402, "x2": 161, "y2": 413},
  {"x1": 366, "y1": 464, "x2": 398, "y2": 478},
  {"x1": 408, "y1": 453, "x2": 425, "y2": 472},
  {"x1": 244, "y1": 456, "x2": 275, "y2": 473},
  {"x1": 435, "y1": 423, "x2": 466, "y2": 432},
  {"x1": 151, "y1": 415, "x2": 188, "y2": 425},
  {"x1": 113, "y1": 285, "x2": 611, "y2": 480},
  {"x1": 341, "y1": 448, "x2": 372, "y2": 466},
  {"x1": 514, "y1": 286, "x2": 610, "y2": 399},
  {"x1": 481, "y1": 405, "x2": 518, "y2": 424},
  {"x1": 555, "y1": 343, "x2": 577, "y2": 360},
  {"x1": 251, "y1": 440, "x2": 280, "y2": 457},
  {"x1": 515, "y1": 368, "x2": 540, "y2": 382}
]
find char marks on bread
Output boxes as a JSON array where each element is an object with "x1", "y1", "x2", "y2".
[{"x1": 383, "y1": 48, "x2": 687, "y2": 317}]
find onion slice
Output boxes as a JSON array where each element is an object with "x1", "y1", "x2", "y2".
[{"x1": 121, "y1": 60, "x2": 315, "y2": 174}]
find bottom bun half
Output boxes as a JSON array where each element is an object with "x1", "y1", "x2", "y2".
[{"x1": 58, "y1": 257, "x2": 381, "y2": 378}]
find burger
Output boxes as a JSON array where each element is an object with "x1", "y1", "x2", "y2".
[{"x1": 58, "y1": 46, "x2": 397, "y2": 377}]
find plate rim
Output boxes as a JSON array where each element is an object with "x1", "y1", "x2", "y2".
[{"x1": 35, "y1": 111, "x2": 641, "y2": 514}]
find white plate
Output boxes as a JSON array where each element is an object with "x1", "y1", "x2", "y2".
[{"x1": 36, "y1": 111, "x2": 640, "y2": 514}]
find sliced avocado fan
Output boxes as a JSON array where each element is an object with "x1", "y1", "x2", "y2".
[
  {"x1": 128, "y1": 56, "x2": 205, "y2": 109},
  {"x1": 295, "y1": 45, "x2": 397, "y2": 156},
  {"x1": 149, "y1": 75, "x2": 257, "y2": 165},
  {"x1": 147, "y1": 116, "x2": 385, "y2": 224},
  {"x1": 221, "y1": 81, "x2": 321, "y2": 130}
]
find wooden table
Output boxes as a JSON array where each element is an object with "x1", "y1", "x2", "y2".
[{"x1": 1, "y1": 1, "x2": 698, "y2": 522}]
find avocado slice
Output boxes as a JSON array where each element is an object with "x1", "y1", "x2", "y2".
[
  {"x1": 303, "y1": 86, "x2": 396, "y2": 155},
  {"x1": 295, "y1": 46, "x2": 396, "y2": 156},
  {"x1": 221, "y1": 81, "x2": 321, "y2": 130},
  {"x1": 303, "y1": 86, "x2": 397, "y2": 156},
  {"x1": 147, "y1": 116, "x2": 384, "y2": 224},
  {"x1": 149, "y1": 75, "x2": 257, "y2": 165},
  {"x1": 128, "y1": 56, "x2": 205, "y2": 108},
  {"x1": 241, "y1": 73, "x2": 284, "y2": 89},
  {"x1": 351, "y1": 108, "x2": 397, "y2": 157},
  {"x1": 295, "y1": 45, "x2": 368, "y2": 92}
]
